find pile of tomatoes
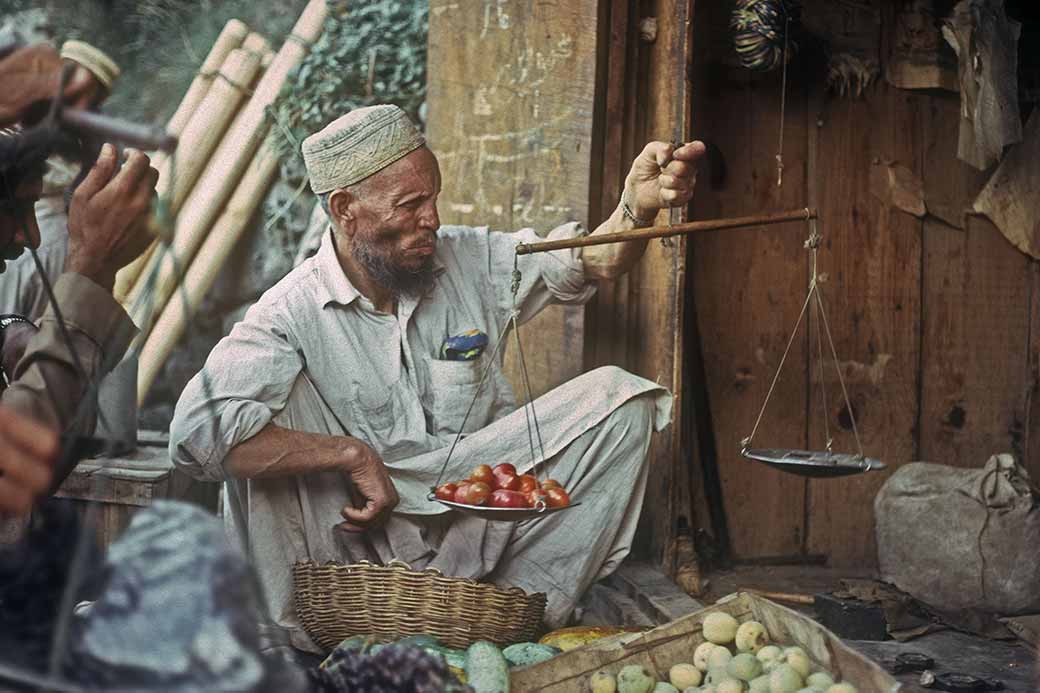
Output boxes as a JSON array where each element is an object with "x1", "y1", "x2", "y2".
[{"x1": 434, "y1": 463, "x2": 571, "y2": 509}]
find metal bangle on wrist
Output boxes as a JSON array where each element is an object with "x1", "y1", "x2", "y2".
[{"x1": 621, "y1": 187, "x2": 655, "y2": 228}]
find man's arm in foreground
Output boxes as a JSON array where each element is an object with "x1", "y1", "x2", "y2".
[
  {"x1": 2, "y1": 145, "x2": 153, "y2": 434},
  {"x1": 582, "y1": 140, "x2": 705, "y2": 280}
]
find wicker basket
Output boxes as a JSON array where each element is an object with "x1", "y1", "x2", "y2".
[{"x1": 293, "y1": 559, "x2": 548, "y2": 652}]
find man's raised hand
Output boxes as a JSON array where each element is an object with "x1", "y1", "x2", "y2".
[
  {"x1": 625, "y1": 140, "x2": 707, "y2": 222},
  {"x1": 65, "y1": 144, "x2": 158, "y2": 291}
]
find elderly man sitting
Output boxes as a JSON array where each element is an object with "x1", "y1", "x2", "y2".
[{"x1": 170, "y1": 105, "x2": 704, "y2": 654}]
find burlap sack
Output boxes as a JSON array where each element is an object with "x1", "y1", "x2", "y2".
[{"x1": 875, "y1": 454, "x2": 1040, "y2": 615}]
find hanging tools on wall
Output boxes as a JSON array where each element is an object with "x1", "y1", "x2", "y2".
[{"x1": 729, "y1": 0, "x2": 801, "y2": 187}]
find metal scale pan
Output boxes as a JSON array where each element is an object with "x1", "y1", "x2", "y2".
[
  {"x1": 429, "y1": 496, "x2": 582, "y2": 522},
  {"x1": 741, "y1": 448, "x2": 885, "y2": 478}
]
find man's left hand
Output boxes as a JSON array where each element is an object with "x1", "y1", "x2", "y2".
[{"x1": 625, "y1": 140, "x2": 707, "y2": 222}]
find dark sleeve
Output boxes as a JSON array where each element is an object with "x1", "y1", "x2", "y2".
[{"x1": 1, "y1": 273, "x2": 136, "y2": 436}]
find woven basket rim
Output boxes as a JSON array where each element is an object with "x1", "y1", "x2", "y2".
[{"x1": 293, "y1": 558, "x2": 549, "y2": 600}]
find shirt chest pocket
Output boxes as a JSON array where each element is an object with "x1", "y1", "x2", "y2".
[
  {"x1": 341, "y1": 381, "x2": 403, "y2": 450},
  {"x1": 425, "y1": 356, "x2": 497, "y2": 438}
]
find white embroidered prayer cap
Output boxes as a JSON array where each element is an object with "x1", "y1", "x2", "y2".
[
  {"x1": 60, "y1": 40, "x2": 120, "y2": 90},
  {"x1": 302, "y1": 104, "x2": 426, "y2": 194}
]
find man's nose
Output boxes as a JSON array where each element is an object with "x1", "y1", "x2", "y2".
[{"x1": 419, "y1": 201, "x2": 439, "y2": 231}]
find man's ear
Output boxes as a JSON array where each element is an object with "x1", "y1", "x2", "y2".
[{"x1": 328, "y1": 188, "x2": 356, "y2": 236}]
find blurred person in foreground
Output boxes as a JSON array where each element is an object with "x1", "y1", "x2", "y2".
[
  {"x1": 0, "y1": 41, "x2": 156, "y2": 526},
  {"x1": 0, "y1": 40, "x2": 121, "y2": 320}
]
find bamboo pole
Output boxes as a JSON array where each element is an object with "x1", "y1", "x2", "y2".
[
  {"x1": 119, "y1": 41, "x2": 267, "y2": 312},
  {"x1": 113, "y1": 19, "x2": 250, "y2": 302},
  {"x1": 135, "y1": 136, "x2": 281, "y2": 404},
  {"x1": 121, "y1": 50, "x2": 270, "y2": 318},
  {"x1": 160, "y1": 37, "x2": 269, "y2": 212},
  {"x1": 126, "y1": 0, "x2": 327, "y2": 346},
  {"x1": 514, "y1": 208, "x2": 818, "y2": 255},
  {"x1": 167, "y1": 19, "x2": 249, "y2": 136}
]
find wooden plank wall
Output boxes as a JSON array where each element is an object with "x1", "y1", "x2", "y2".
[
  {"x1": 584, "y1": 0, "x2": 697, "y2": 568},
  {"x1": 687, "y1": 2, "x2": 1040, "y2": 568},
  {"x1": 425, "y1": 0, "x2": 600, "y2": 398}
]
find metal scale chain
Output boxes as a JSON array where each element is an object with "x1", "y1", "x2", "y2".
[
  {"x1": 430, "y1": 251, "x2": 561, "y2": 515},
  {"x1": 740, "y1": 215, "x2": 882, "y2": 477}
]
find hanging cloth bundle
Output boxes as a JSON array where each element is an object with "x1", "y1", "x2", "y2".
[{"x1": 731, "y1": 0, "x2": 800, "y2": 73}]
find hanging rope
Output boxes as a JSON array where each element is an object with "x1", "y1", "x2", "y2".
[{"x1": 775, "y1": 11, "x2": 790, "y2": 187}]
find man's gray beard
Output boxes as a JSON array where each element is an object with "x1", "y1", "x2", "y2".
[{"x1": 352, "y1": 236, "x2": 437, "y2": 299}]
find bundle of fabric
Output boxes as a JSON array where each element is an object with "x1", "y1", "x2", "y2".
[
  {"x1": 730, "y1": 0, "x2": 801, "y2": 72},
  {"x1": 0, "y1": 500, "x2": 102, "y2": 676},
  {"x1": 875, "y1": 454, "x2": 1040, "y2": 617},
  {"x1": 311, "y1": 643, "x2": 471, "y2": 693}
]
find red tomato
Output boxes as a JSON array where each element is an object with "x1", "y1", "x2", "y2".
[
  {"x1": 492, "y1": 463, "x2": 517, "y2": 477},
  {"x1": 470, "y1": 464, "x2": 494, "y2": 486},
  {"x1": 517, "y1": 475, "x2": 538, "y2": 493},
  {"x1": 434, "y1": 483, "x2": 457, "y2": 502},
  {"x1": 545, "y1": 487, "x2": 571, "y2": 508},
  {"x1": 453, "y1": 482, "x2": 471, "y2": 504},
  {"x1": 490, "y1": 489, "x2": 529, "y2": 508},
  {"x1": 494, "y1": 473, "x2": 521, "y2": 492},
  {"x1": 541, "y1": 479, "x2": 562, "y2": 491},
  {"x1": 526, "y1": 488, "x2": 549, "y2": 508},
  {"x1": 465, "y1": 481, "x2": 492, "y2": 506}
]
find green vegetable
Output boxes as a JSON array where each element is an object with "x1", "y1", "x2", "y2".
[
  {"x1": 422, "y1": 645, "x2": 467, "y2": 670},
  {"x1": 617, "y1": 665, "x2": 655, "y2": 693},
  {"x1": 394, "y1": 634, "x2": 441, "y2": 649},
  {"x1": 502, "y1": 642, "x2": 561, "y2": 668},
  {"x1": 464, "y1": 640, "x2": 510, "y2": 693},
  {"x1": 590, "y1": 670, "x2": 618, "y2": 693}
]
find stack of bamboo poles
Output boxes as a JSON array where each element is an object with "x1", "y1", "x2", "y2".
[{"x1": 120, "y1": 0, "x2": 328, "y2": 405}]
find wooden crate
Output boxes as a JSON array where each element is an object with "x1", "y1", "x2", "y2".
[
  {"x1": 54, "y1": 432, "x2": 218, "y2": 550},
  {"x1": 511, "y1": 592, "x2": 901, "y2": 692}
]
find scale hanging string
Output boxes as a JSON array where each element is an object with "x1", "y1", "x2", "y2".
[
  {"x1": 776, "y1": 10, "x2": 791, "y2": 187},
  {"x1": 741, "y1": 272, "x2": 815, "y2": 450},
  {"x1": 805, "y1": 218, "x2": 833, "y2": 453},
  {"x1": 430, "y1": 307, "x2": 513, "y2": 491},
  {"x1": 813, "y1": 279, "x2": 867, "y2": 460},
  {"x1": 510, "y1": 251, "x2": 548, "y2": 476},
  {"x1": 814, "y1": 273, "x2": 833, "y2": 454},
  {"x1": 430, "y1": 250, "x2": 551, "y2": 492}
]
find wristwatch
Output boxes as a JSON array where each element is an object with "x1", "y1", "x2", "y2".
[{"x1": 0, "y1": 314, "x2": 34, "y2": 330}]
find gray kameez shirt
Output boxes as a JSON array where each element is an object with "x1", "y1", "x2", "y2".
[{"x1": 169, "y1": 223, "x2": 672, "y2": 650}]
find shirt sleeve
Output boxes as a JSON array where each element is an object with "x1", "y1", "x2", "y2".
[
  {"x1": 169, "y1": 298, "x2": 305, "y2": 482},
  {"x1": 485, "y1": 221, "x2": 597, "y2": 324},
  {"x1": 1, "y1": 273, "x2": 136, "y2": 436}
]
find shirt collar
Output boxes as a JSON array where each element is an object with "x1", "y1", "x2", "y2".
[
  {"x1": 314, "y1": 226, "x2": 447, "y2": 309},
  {"x1": 315, "y1": 226, "x2": 361, "y2": 308}
]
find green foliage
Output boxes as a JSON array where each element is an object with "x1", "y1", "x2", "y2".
[
  {"x1": 1, "y1": 0, "x2": 307, "y2": 124},
  {"x1": 268, "y1": 0, "x2": 429, "y2": 182}
]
